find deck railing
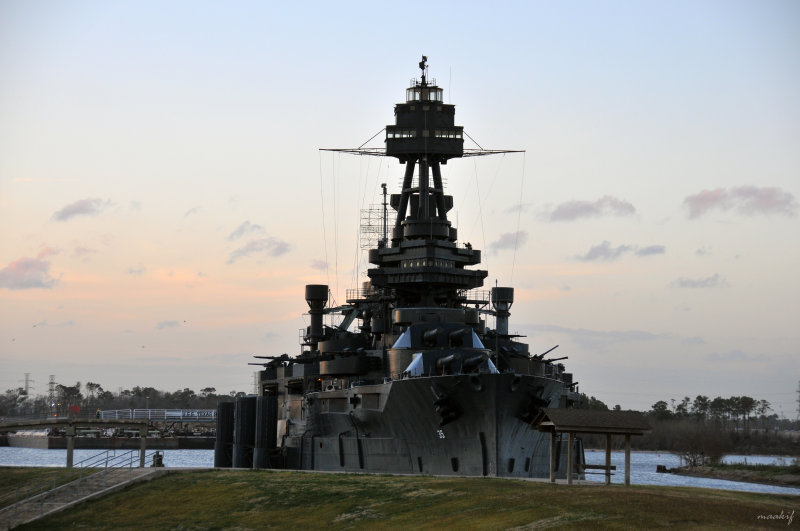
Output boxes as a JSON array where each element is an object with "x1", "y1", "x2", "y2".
[{"x1": 99, "y1": 409, "x2": 216, "y2": 422}]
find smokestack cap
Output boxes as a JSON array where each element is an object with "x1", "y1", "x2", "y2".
[
  {"x1": 491, "y1": 287, "x2": 514, "y2": 307},
  {"x1": 305, "y1": 284, "x2": 329, "y2": 304}
]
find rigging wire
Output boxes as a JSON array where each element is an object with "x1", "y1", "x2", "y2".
[
  {"x1": 318, "y1": 152, "x2": 331, "y2": 289},
  {"x1": 363, "y1": 159, "x2": 385, "y2": 274},
  {"x1": 352, "y1": 156, "x2": 363, "y2": 292},
  {"x1": 510, "y1": 151, "x2": 526, "y2": 284},
  {"x1": 472, "y1": 157, "x2": 488, "y2": 273},
  {"x1": 463, "y1": 130, "x2": 485, "y2": 151},
  {"x1": 352, "y1": 155, "x2": 372, "y2": 294},
  {"x1": 357, "y1": 128, "x2": 387, "y2": 150},
  {"x1": 332, "y1": 154, "x2": 339, "y2": 304},
  {"x1": 462, "y1": 156, "x2": 503, "y2": 256}
]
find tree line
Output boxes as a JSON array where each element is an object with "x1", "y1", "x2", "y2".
[
  {"x1": 649, "y1": 395, "x2": 773, "y2": 430},
  {"x1": 0, "y1": 381, "x2": 246, "y2": 417},
  {"x1": 573, "y1": 393, "x2": 799, "y2": 464}
]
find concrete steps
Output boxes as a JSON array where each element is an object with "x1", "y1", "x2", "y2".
[{"x1": 0, "y1": 467, "x2": 163, "y2": 530}]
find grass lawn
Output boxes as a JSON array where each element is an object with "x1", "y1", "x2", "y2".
[
  {"x1": 14, "y1": 469, "x2": 800, "y2": 530},
  {"x1": 0, "y1": 467, "x2": 99, "y2": 509}
]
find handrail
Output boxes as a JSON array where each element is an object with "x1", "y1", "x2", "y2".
[
  {"x1": 99, "y1": 409, "x2": 216, "y2": 422},
  {"x1": 0, "y1": 449, "x2": 161, "y2": 526},
  {"x1": 0, "y1": 469, "x2": 83, "y2": 510},
  {"x1": 75, "y1": 449, "x2": 116, "y2": 469}
]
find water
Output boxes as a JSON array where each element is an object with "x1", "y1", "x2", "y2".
[
  {"x1": 0, "y1": 447, "x2": 212, "y2": 469},
  {"x1": 1, "y1": 447, "x2": 797, "y2": 495},
  {"x1": 584, "y1": 450, "x2": 800, "y2": 495}
]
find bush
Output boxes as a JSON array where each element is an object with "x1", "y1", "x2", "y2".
[{"x1": 670, "y1": 420, "x2": 730, "y2": 466}]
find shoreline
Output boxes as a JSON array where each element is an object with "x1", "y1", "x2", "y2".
[
  {"x1": 3, "y1": 435, "x2": 214, "y2": 450},
  {"x1": 671, "y1": 465, "x2": 800, "y2": 488}
]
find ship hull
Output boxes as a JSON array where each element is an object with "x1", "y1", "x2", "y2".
[{"x1": 282, "y1": 372, "x2": 582, "y2": 478}]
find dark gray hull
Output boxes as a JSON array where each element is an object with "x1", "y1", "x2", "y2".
[{"x1": 283, "y1": 372, "x2": 581, "y2": 478}]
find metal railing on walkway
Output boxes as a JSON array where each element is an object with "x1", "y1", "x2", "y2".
[
  {"x1": 0, "y1": 448, "x2": 162, "y2": 528},
  {"x1": 99, "y1": 409, "x2": 216, "y2": 422}
]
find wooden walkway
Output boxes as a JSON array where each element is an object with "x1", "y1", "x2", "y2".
[{"x1": 0, "y1": 417, "x2": 152, "y2": 468}]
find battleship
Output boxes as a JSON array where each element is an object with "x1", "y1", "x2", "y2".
[{"x1": 215, "y1": 57, "x2": 585, "y2": 478}]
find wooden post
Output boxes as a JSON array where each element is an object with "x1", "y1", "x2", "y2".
[
  {"x1": 139, "y1": 427, "x2": 147, "y2": 467},
  {"x1": 567, "y1": 432, "x2": 574, "y2": 485},
  {"x1": 604, "y1": 433, "x2": 611, "y2": 486},
  {"x1": 624, "y1": 434, "x2": 631, "y2": 486},
  {"x1": 549, "y1": 430, "x2": 556, "y2": 483},
  {"x1": 66, "y1": 427, "x2": 75, "y2": 468}
]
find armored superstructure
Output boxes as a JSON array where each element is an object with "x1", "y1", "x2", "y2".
[{"x1": 215, "y1": 57, "x2": 584, "y2": 478}]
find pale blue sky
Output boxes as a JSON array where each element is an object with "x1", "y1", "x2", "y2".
[{"x1": 1, "y1": 1, "x2": 798, "y2": 415}]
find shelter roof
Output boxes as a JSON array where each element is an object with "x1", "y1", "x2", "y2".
[{"x1": 533, "y1": 408, "x2": 652, "y2": 435}]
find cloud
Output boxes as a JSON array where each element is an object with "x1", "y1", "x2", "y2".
[
  {"x1": 36, "y1": 319, "x2": 75, "y2": 327},
  {"x1": 127, "y1": 264, "x2": 146, "y2": 275},
  {"x1": 227, "y1": 238, "x2": 291, "y2": 264},
  {"x1": 156, "y1": 320, "x2": 180, "y2": 330},
  {"x1": 530, "y1": 324, "x2": 662, "y2": 352},
  {"x1": 310, "y1": 259, "x2": 327, "y2": 271},
  {"x1": 671, "y1": 273, "x2": 724, "y2": 288},
  {"x1": 504, "y1": 203, "x2": 532, "y2": 214},
  {"x1": 684, "y1": 186, "x2": 798, "y2": 219},
  {"x1": 129, "y1": 201, "x2": 142, "y2": 211},
  {"x1": 575, "y1": 241, "x2": 632, "y2": 261},
  {"x1": 52, "y1": 198, "x2": 110, "y2": 222},
  {"x1": 695, "y1": 245, "x2": 712, "y2": 257},
  {"x1": 37, "y1": 247, "x2": 60, "y2": 258},
  {"x1": 634, "y1": 245, "x2": 666, "y2": 257},
  {"x1": 489, "y1": 231, "x2": 528, "y2": 253},
  {"x1": 733, "y1": 186, "x2": 797, "y2": 216},
  {"x1": 706, "y1": 349, "x2": 768, "y2": 362},
  {"x1": 681, "y1": 336, "x2": 705, "y2": 346},
  {"x1": 73, "y1": 246, "x2": 97, "y2": 258},
  {"x1": 575, "y1": 241, "x2": 665, "y2": 261},
  {"x1": 228, "y1": 221, "x2": 264, "y2": 241},
  {"x1": 184, "y1": 206, "x2": 201, "y2": 217},
  {"x1": 0, "y1": 256, "x2": 58, "y2": 290},
  {"x1": 546, "y1": 195, "x2": 636, "y2": 222}
]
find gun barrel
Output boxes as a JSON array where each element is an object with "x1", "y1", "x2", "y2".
[{"x1": 535, "y1": 345, "x2": 559, "y2": 359}]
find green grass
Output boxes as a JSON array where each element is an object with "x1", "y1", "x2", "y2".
[
  {"x1": 14, "y1": 469, "x2": 800, "y2": 530},
  {"x1": 0, "y1": 467, "x2": 99, "y2": 509},
  {"x1": 676, "y1": 462, "x2": 800, "y2": 488},
  {"x1": 710, "y1": 462, "x2": 800, "y2": 475}
]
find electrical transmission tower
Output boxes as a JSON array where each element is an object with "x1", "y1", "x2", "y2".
[
  {"x1": 48, "y1": 375, "x2": 56, "y2": 414},
  {"x1": 19, "y1": 373, "x2": 34, "y2": 395}
]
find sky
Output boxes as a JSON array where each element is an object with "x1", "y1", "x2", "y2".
[{"x1": 1, "y1": 1, "x2": 798, "y2": 416}]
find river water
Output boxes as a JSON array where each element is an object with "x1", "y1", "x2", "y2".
[
  {"x1": 583, "y1": 450, "x2": 799, "y2": 495},
  {"x1": 0, "y1": 447, "x2": 797, "y2": 496}
]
